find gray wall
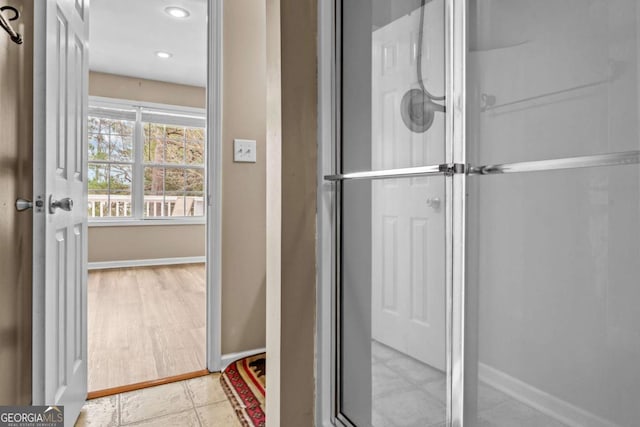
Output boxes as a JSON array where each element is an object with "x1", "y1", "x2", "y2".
[{"x1": 467, "y1": 1, "x2": 640, "y2": 425}]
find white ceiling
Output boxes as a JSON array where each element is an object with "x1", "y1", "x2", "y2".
[{"x1": 89, "y1": 0, "x2": 207, "y2": 87}]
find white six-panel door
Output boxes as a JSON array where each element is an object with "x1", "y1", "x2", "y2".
[
  {"x1": 33, "y1": 0, "x2": 89, "y2": 425},
  {"x1": 371, "y1": 3, "x2": 446, "y2": 371}
]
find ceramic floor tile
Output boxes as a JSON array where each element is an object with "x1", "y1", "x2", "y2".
[
  {"x1": 478, "y1": 398, "x2": 569, "y2": 427},
  {"x1": 385, "y1": 355, "x2": 445, "y2": 385},
  {"x1": 372, "y1": 341, "x2": 401, "y2": 362},
  {"x1": 421, "y1": 377, "x2": 446, "y2": 404},
  {"x1": 476, "y1": 382, "x2": 510, "y2": 412},
  {"x1": 196, "y1": 400, "x2": 242, "y2": 427},
  {"x1": 374, "y1": 388, "x2": 445, "y2": 427},
  {"x1": 185, "y1": 373, "x2": 228, "y2": 407},
  {"x1": 126, "y1": 409, "x2": 200, "y2": 427},
  {"x1": 373, "y1": 362, "x2": 415, "y2": 398},
  {"x1": 373, "y1": 409, "x2": 398, "y2": 427},
  {"x1": 120, "y1": 381, "x2": 193, "y2": 424},
  {"x1": 75, "y1": 395, "x2": 119, "y2": 427}
]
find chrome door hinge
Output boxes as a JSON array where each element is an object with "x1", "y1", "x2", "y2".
[{"x1": 438, "y1": 163, "x2": 467, "y2": 175}]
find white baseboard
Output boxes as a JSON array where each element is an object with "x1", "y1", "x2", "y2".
[
  {"x1": 479, "y1": 363, "x2": 618, "y2": 427},
  {"x1": 88, "y1": 256, "x2": 206, "y2": 270},
  {"x1": 221, "y1": 347, "x2": 266, "y2": 371}
]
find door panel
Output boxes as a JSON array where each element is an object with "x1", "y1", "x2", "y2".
[
  {"x1": 341, "y1": 178, "x2": 447, "y2": 427},
  {"x1": 33, "y1": 0, "x2": 88, "y2": 424},
  {"x1": 338, "y1": 0, "x2": 448, "y2": 425},
  {"x1": 370, "y1": 2, "x2": 446, "y2": 370},
  {"x1": 466, "y1": 166, "x2": 640, "y2": 427},
  {"x1": 372, "y1": 4, "x2": 445, "y2": 171},
  {"x1": 466, "y1": 1, "x2": 640, "y2": 426},
  {"x1": 468, "y1": 0, "x2": 637, "y2": 164},
  {"x1": 372, "y1": 176, "x2": 445, "y2": 370}
]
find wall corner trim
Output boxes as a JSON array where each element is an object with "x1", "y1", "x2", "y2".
[
  {"x1": 220, "y1": 347, "x2": 267, "y2": 371},
  {"x1": 87, "y1": 256, "x2": 206, "y2": 270}
]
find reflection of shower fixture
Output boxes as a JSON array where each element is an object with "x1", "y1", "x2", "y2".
[
  {"x1": 480, "y1": 93, "x2": 496, "y2": 112},
  {"x1": 400, "y1": 0, "x2": 445, "y2": 133},
  {"x1": 401, "y1": 89, "x2": 445, "y2": 132}
]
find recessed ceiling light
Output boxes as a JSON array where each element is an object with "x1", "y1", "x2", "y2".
[
  {"x1": 165, "y1": 6, "x2": 190, "y2": 19},
  {"x1": 155, "y1": 51, "x2": 173, "y2": 59}
]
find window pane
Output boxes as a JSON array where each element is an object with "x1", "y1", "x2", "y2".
[
  {"x1": 144, "y1": 166, "x2": 165, "y2": 217},
  {"x1": 109, "y1": 134, "x2": 133, "y2": 162},
  {"x1": 166, "y1": 191, "x2": 185, "y2": 216},
  {"x1": 88, "y1": 164, "x2": 108, "y2": 217},
  {"x1": 88, "y1": 116, "x2": 134, "y2": 162},
  {"x1": 186, "y1": 169, "x2": 204, "y2": 193},
  {"x1": 186, "y1": 133, "x2": 205, "y2": 165},
  {"x1": 144, "y1": 166, "x2": 164, "y2": 194},
  {"x1": 87, "y1": 163, "x2": 132, "y2": 218},
  {"x1": 186, "y1": 169, "x2": 205, "y2": 217},
  {"x1": 144, "y1": 123, "x2": 164, "y2": 163},
  {"x1": 88, "y1": 163, "x2": 109, "y2": 193},
  {"x1": 186, "y1": 127, "x2": 205, "y2": 141},
  {"x1": 88, "y1": 117, "x2": 109, "y2": 161},
  {"x1": 165, "y1": 126, "x2": 186, "y2": 164},
  {"x1": 165, "y1": 167, "x2": 185, "y2": 192},
  {"x1": 109, "y1": 164, "x2": 132, "y2": 217}
]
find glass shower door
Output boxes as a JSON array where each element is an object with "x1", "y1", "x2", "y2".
[
  {"x1": 465, "y1": 0, "x2": 640, "y2": 425},
  {"x1": 331, "y1": 0, "x2": 451, "y2": 425}
]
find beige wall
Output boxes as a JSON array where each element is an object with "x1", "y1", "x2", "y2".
[
  {"x1": 0, "y1": 0, "x2": 32, "y2": 405},
  {"x1": 89, "y1": 71, "x2": 206, "y2": 108},
  {"x1": 266, "y1": 0, "x2": 317, "y2": 425},
  {"x1": 90, "y1": 17, "x2": 269, "y2": 356},
  {"x1": 87, "y1": 72, "x2": 206, "y2": 262},
  {"x1": 220, "y1": 0, "x2": 267, "y2": 355},
  {"x1": 88, "y1": 225, "x2": 206, "y2": 262},
  {"x1": 280, "y1": 0, "x2": 317, "y2": 424}
]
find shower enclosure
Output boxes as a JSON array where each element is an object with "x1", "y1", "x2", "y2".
[{"x1": 320, "y1": 0, "x2": 640, "y2": 426}]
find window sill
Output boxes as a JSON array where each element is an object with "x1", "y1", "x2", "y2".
[{"x1": 89, "y1": 218, "x2": 206, "y2": 227}]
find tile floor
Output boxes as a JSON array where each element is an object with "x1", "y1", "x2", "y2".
[
  {"x1": 75, "y1": 373, "x2": 241, "y2": 427},
  {"x1": 372, "y1": 341, "x2": 569, "y2": 427},
  {"x1": 77, "y1": 343, "x2": 569, "y2": 427}
]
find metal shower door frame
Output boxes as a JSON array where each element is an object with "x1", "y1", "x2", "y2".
[{"x1": 316, "y1": 0, "x2": 468, "y2": 426}]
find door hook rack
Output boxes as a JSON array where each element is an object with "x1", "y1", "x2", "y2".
[{"x1": 0, "y1": 5, "x2": 22, "y2": 44}]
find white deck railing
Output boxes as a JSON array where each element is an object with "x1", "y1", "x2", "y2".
[{"x1": 88, "y1": 194, "x2": 204, "y2": 218}]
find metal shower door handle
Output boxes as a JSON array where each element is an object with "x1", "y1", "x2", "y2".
[{"x1": 49, "y1": 195, "x2": 73, "y2": 213}]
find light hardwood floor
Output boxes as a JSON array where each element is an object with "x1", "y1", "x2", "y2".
[{"x1": 88, "y1": 264, "x2": 206, "y2": 392}]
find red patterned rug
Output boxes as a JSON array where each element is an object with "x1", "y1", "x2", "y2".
[{"x1": 220, "y1": 353, "x2": 266, "y2": 427}]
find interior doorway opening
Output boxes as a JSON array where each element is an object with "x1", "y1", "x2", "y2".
[{"x1": 85, "y1": 0, "x2": 210, "y2": 395}]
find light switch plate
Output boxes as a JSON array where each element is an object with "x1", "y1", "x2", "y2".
[{"x1": 233, "y1": 139, "x2": 257, "y2": 163}]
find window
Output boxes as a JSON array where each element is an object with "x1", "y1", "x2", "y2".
[{"x1": 88, "y1": 99, "x2": 206, "y2": 222}]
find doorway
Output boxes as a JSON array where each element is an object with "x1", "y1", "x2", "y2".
[
  {"x1": 320, "y1": 0, "x2": 640, "y2": 426},
  {"x1": 84, "y1": 0, "x2": 213, "y2": 394}
]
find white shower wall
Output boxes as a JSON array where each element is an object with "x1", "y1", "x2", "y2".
[{"x1": 468, "y1": 0, "x2": 640, "y2": 425}]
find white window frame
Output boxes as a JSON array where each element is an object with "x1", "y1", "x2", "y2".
[{"x1": 88, "y1": 95, "x2": 207, "y2": 227}]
